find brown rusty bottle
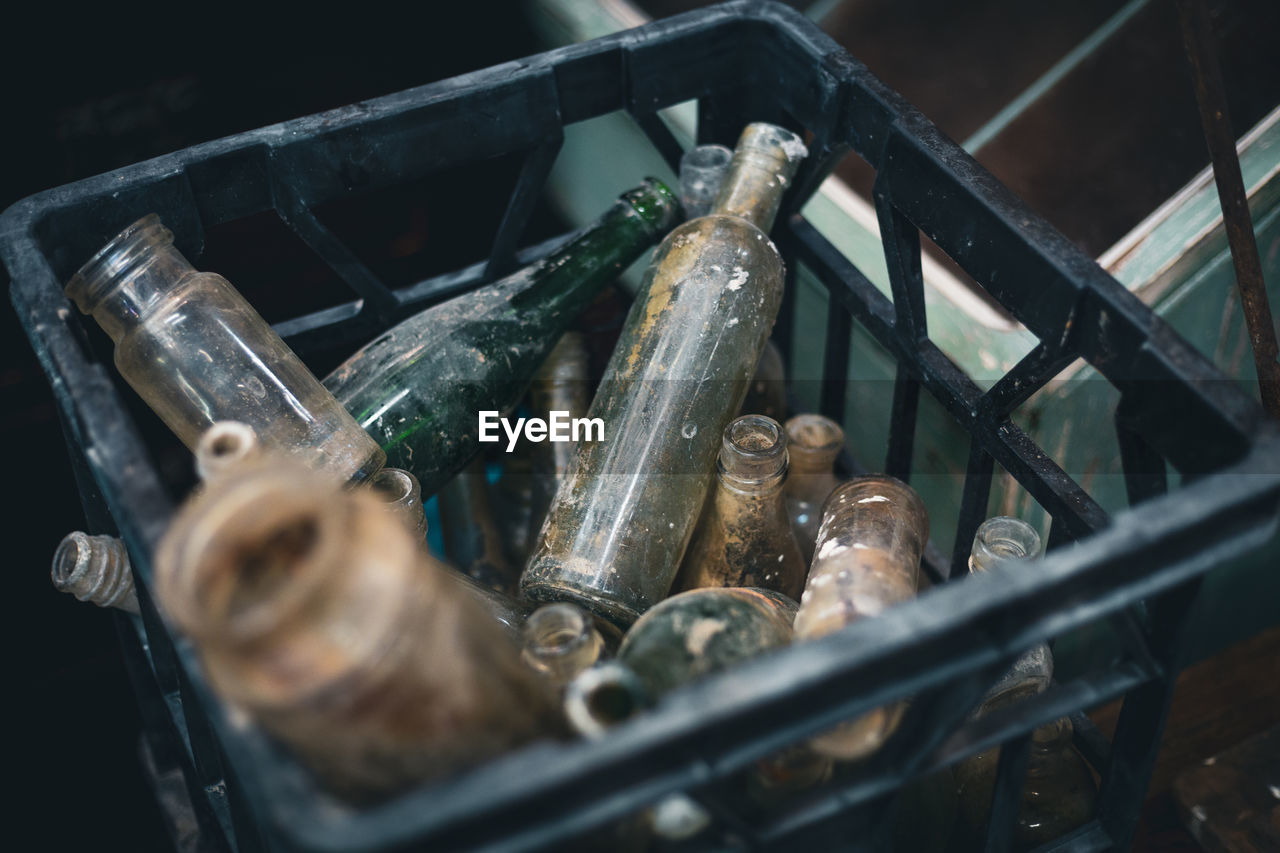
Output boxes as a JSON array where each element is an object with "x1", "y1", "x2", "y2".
[
  {"x1": 522, "y1": 124, "x2": 807, "y2": 627},
  {"x1": 783, "y1": 414, "x2": 845, "y2": 563},
  {"x1": 437, "y1": 458, "x2": 518, "y2": 595},
  {"x1": 793, "y1": 476, "x2": 929, "y2": 760},
  {"x1": 154, "y1": 458, "x2": 561, "y2": 801},
  {"x1": 675, "y1": 415, "x2": 807, "y2": 600},
  {"x1": 527, "y1": 332, "x2": 591, "y2": 546}
]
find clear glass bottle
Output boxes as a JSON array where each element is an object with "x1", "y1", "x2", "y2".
[
  {"x1": 437, "y1": 458, "x2": 519, "y2": 594},
  {"x1": 679, "y1": 143, "x2": 732, "y2": 220},
  {"x1": 195, "y1": 421, "x2": 261, "y2": 483},
  {"x1": 793, "y1": 476, "x2": 929, "y2": 760},
  {"x1": 66, "y1": 215, "x2": 385, "y2": 484},
  {"x1": 675, "y1": 415, "x2": 807, "y2": 600},
  {"x1": 367, "y1": 467, "x2": 428, "y2": 542},
  {"x1": 323, "y1": 180, "x2": 679, "y2": 491},
  {"x1": 51, "y1": 531, "x2": 139, "y2": 614},
  {"x1": 521, "y1": 603, "x2": 604, "y2": 687},
  {"x1": 154, "y1": 458, "x2": 561, "y2": 801},
  {"x1": 783, "y1": 414, "x2": 844, "y2": 563},
  {"x1": 527, "y1": 332, "x2": 591, "y2": 545},
  {"x1": 954, "y1": 718, "x2": 1097, "y2": 851},
  {"x1": 740, "y1": 338, "x2": 787, "y2": 422},
  {"x1": 522, "y1": 123, "x2": 808, "y2": 627}
]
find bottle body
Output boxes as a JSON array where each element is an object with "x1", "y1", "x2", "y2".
[
  {"x1": 154, "y1": 459, "x2": 560, "y2": 801},
  {"x1": 324, "y1": 181, "x2": 679, "y2": 492},
  {"x1": 522, "y1": 124, "x2": 807, "y2": 627},
  {"x1": 66, "y1": 215, "x2": 385, "y2": 483},
  {"x1": 783, "y1": 414, "x2": 844, "y2": 563},
  {"x1": 437, "y1": 458, "x2": 518, "y2": 594},
  {"x1": 527, "y1": 332, "x2": 592, "y2": 546},
  {"x1": 675, "y1": 415, "x2": 807, "y2": 600},
  {"x1": 741, "y1": 339, "x2": 787, "y2": 422},
  {"x1": 793, "y1": 476, "x2": 929, "y2": 760}
]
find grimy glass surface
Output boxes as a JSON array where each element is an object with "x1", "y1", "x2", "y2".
[
  {"x1": 153, "y1": 459, "x2": 560, "y2": 801},
  {"x1": 783, "y1": 414, "x2": 845, "y2": 564},
  {"x1": 528, "y1": 332, "x2": 591, "y2": 546},
  {"x1": 65, "y1": 215, "x2": 385, "y2": 483},
  {"x1": 793, "y1": 476, "x2": 929, "y2": 760},
  {"x1": 324, "y1": 180, "x2": 679, "y2": 493},
  {"x1": 675, "y1": 415, "x2": 807, "y2": 600},
  {"x1": 522, "y1": 124, "x2": 808, "y2": 627}
]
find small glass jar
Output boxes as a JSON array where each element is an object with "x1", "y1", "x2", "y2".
[{"x1": 66, "y1": 215, "x2": 384, "y2": 483}]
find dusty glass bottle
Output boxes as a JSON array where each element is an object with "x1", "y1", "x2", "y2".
[
  {"x1": 679, "y1": 143, "x2": 732, "y2": 220},
  {"x1": 617, "y1": 586, "x2": 833, "y2": 800},
  {"x1": 955, "y1": 517, "x2": 1094, "y2": 849},
  {"x1": 323, "y1": 180, "x2": 680, "y2": 490},
  {"x1": 783, "y1": 414, "x2": 845, "y2": 563},
  {"x1": 793, "y1": 476, "x2": 929, "y2": 760},
  {"x1": 527, "y1": 332, "x2": 591, "y2": 545},
  {"x1": 521, "y1": 603, "x2": 604, "y2": 687},
  {"x1": 437, "y1": 458, "x2": 518, "y2": 594},
  {"x1": 740, "y1": 339, "x2": 787, "y2": 422},
  {"x1": 51, "y1": 532, "x2": 139, "y2": 614},
  {"x1": 522, "y1": 123, "x2": 808, "y2": 627},
  {"x1": 66, "y1": 215, "x2": 385, "y2": 483},
  {"x1": 367, "y1": 467, "x2": 428, "y2": 542},
  {"x1": 154, "y1": 458, "x2": 561, "y2": 801},
  {"x1": 675, "y1": 415, "x2": 807, "y2": 600}
]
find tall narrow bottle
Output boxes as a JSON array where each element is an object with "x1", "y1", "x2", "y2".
[
  {"x1": 437, "y1": 458, "x2": 519, "y2": 594},
  {"x1": 66, "y1": 215, "x2": 385, "y2": 483},
  {"x1": 783, "y1": 414, "x2": 844, "y2": 563},
  {"x1": 955, "y1": 517, "x2": 1095, "y2": 849},
  {"x1": 674, "y1": 415, "x2": 807, "y2": 600},
  {"x1": 792, "y1": 476, "x2": 929, "y2": 760},
  {"x1": 324, "y1": 180, "x2": 679, "y2": 492},
  {"x1": 527, "y1": 332, "x2": 591, "y2": 545},
  {"x1": 154, "y1": 458, "x2": 561, "y2": 801},
  {"x1": 522, "y1": 124, "x2": 808, "y2": 627}
]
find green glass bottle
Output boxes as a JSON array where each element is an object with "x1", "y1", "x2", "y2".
[{"x1": 323, "y1": 180, "x2": 680, "y2": 493}]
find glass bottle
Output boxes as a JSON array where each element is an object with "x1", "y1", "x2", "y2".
[
  {"x1": 679, "y1": 143, "x2": 732, "y2": 220},
  {"x1": 527, "y1": 332, "x2": 591, "y2": 545},
  {"x1": 51, "y1": 531, "x2": 139, "y2": 615},
  {"x1": 617, "y1": 586, "x2": 832, "y2": 801},
  {"x1": 66, "y1": 215, "x2": 385, "y2": 484},
  {"x1": 674, "y1": 415, "x2": 807, "y2": 600},
  {"x1": 521, "y1": 602, "x2": 604, "y2": 687},
  {"x1": 793, "y1": 476, "x2": 929, "y2": 760},
  {"x1": 740, "y1": 338, "x2": 787, "y2": 422},
  {"x1": 522, "y1": 123, "x2": 808, "y2": 627},
  {"x1": 955, "y1": 517, "x2": 1094, "y2": 849},
  {"x1": 437, "y1": 458, "x2": 519, "y2": 594},
  {"x1": 323, "y1": 180, "x2": 680, "y2": 491},
  {"x1": 783, "y1": 414, "x2": 844, "y2": 563},
  {"x1": 154, "y1": 457, "x2": 562, "y2": 801},
  {"x1": 367, "y1": 467, "x2": 428, "y2": 542}
]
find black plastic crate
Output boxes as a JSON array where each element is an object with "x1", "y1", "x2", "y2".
[{"x1": 4, "y1": 2, "x2": 1279, "y2": 850}]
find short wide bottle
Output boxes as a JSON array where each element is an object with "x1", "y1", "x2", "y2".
[
  {"x1": 66, "y1": 215, "x2": 385, "y2": 483},
  {"x1": 522, "y1": 124, "x2": 808, "y2": 627},
  {"x1": 792, "y1": 475, "x2": 928, "y2": 760},
  {"x1": 154, "y1": 458, "x2": 561, "y2": 800},
  {"x1": 675, "y1": 415, "x2": 807, "y2": 600}
]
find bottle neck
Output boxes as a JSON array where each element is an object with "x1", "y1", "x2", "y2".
[
  {"x1": 718, "y1": 415, "x2": 788, "y2": 494},
  {"x1": 785, "y1": 414, "x2": 843, "y2": 475},
  {"x1": 65, "y1": 214, "x2": 196, "y2": 343},
  {"x1": 711, "y1": 123, "x2": 807, "y2": 232},
  {"x1": 968, "y1": 516, "x2": 1043, "y2": 574},
  {"x1": 512, "y1": 179, "x2": 678, "y2": 315}
]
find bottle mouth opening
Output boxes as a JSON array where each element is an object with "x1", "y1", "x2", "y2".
[
  {"x1": 65, "y1": 214, "x2": 173, "y2": 313},
  {"x1": 623, "y1": 178, "x2": 682, "y2": 235},
  {"x1": 681, "y1": 144, "x2": 733, "y2": 173},
  {"x1": 369, "y1": 467, "x2": 418, "y2": 506},
  {"x1": 195, "y1": 421, "x2": 260, "y2": 482},
  {"x1": 971, "y1": 516, "x2": 1042, "y2": 571},
  {"x1": 525, "y1": 603, "x2": 591, "y2": 654},
  {"x1": 51, "y1": 532, "x2": 87, "y2": 587},
  {"x1": 721, "y1": 415, "x2": 787, "y2": 487},
  {"x1": 564, "y1": 663, "x2": 648, "y2": 738}
]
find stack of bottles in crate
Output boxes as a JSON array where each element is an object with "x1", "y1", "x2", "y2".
[{"x1": 52, "y1": 123, "x2": 1096, "y2": 850}]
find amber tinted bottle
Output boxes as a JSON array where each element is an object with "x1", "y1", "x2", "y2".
[
  {"x1": 522, "y1": 124, "x2": 807, "y2": 627},
  {"x1": 527, "y1": 332, "x2": 591, "y2": 545},
  {"x1": 783, "y1": 414, "x2": 844, "y2": 563},
  {"x1": 154, "y1": 459, "x2": 561, "y2": 801},
  {"x1": 66, "y1": 215, "x2": 385, "y2": 483},
  {"x1": 676, "y1": 415, "x2": 807, "y2": 599},
  {"x1": 793, "y1": 476, "x2": 929, "y2": 760},
  {"x1": 437, "y1": 458, "x2": 518, "y2": 594}
]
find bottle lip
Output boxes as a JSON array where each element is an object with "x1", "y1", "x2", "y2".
[
  {"x1": 969, "y1": 516, "x2": 1042, "y2": 573},
  {"x1": 622, "y1": 178, "x2": 682, "y2": 235},
  {"x1": 719, "y1": 414, "x2": 788, "y2": 489},
  {"x1": 65, "y1": 213, "x2": 173, "y2": 314},
  {"x1": 785, "y1": 414, "x2": 845, "y2": 461}
]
